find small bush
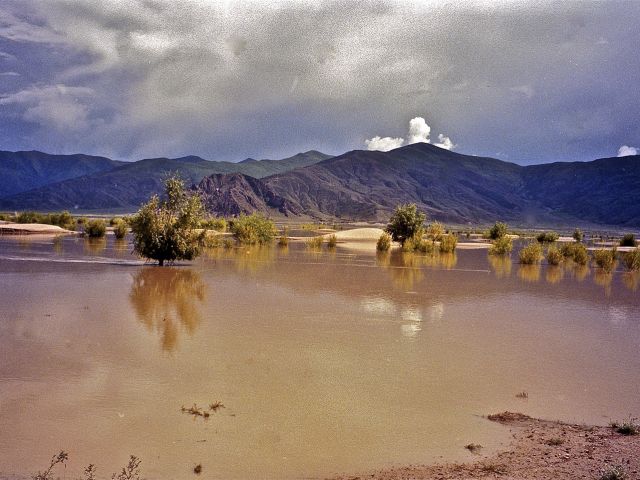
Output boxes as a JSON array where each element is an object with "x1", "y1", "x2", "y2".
[
  {"x1": 519, "y1": 242, "x2": 543, "y2": 264},
  {"x1": 113, "y1": 220, "x2": 127, "y2": 239},
  {"x1": 109, "y1": 216, "x2": 123, "y2": 226},
  {"x1": 536, "y1": 231, "x2": 559, "y2": 243},
  {"x1": 599, "y1": 464, "x2": 627, "y2": 480},
  {"x1": 202, "y1": 233, "x2": 221, "y2": 248},
  {"x1": 230, "y1": 213, "x2": 277, "y2": 245},
  {"x1": 546, "y1": 246, "x2": 562, "y2": 265},
  {"x1": 202, "y1": 217, "x2": 227, "y2": 232},
  {"x1": 488, "y1": 236, "x2": 513, "y2": 255},
  {"x1": 593, "y1": 248, "x2": 617, "y2": 272},
  {"x1": 610, "y1": 417, "x2": 639, "y2": 435},
  {"x1": 439, "y1": 233, "x2": 457, "y2": 253},
  {"x1": 559, "y1": 242, "x2": 589, "y2": 265},
  {"x1": 620, "y1": 233, "x2": 637, "y2": 247},
  {"x1": 222, "y1": 238, "x2": 234, "y2": 249},
  {"x1": 327, "y1": 234, "x2": 337, "y2": 248},
  {"x1": 376, "y1": 232, "x2": 391, "y2": 251},
  {"x1": 278, "y1": 227, "x2": 289, "y2": 246},
  {"x1": 426, "y1": 221, "x2": 444, "y2": 243},
  {"x1": 306, "y1": 235, "x2": 323, "y2": 249},
  {"x1": 487, "y1": 221, "x2": 508, "y2": 240},
  {"x1": 85, "y1": 219, "x2": 106, "y2": 238},
  {"x1": 573, "y1": 228, "x2": 583, "y2": 242},
  {"x1": 621, "y1": 248, "x2": 640, "y2": 271}
]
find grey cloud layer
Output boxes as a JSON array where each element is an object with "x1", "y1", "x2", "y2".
[{"x1": 0, "y1": 0, "x2": 639, "y2": 163}]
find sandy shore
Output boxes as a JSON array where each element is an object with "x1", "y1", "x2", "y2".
[
  {"x1": 0, "y1": 222, "x2": 76, "y2": 235},
  {"x1": 329, "y1": 413, "x2": 639, "y2": 480}
]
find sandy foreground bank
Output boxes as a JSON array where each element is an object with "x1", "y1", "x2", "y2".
[
  {"x1": 329, "y1": 413, "x2": 639, "y2": 480},
  {"x1": 0, "y1": 222, "x2": 76, "y2": 235}
]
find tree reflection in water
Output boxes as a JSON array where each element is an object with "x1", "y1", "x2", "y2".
[
  {"x1": 488, "y1": 255, "x2": 512, "y2": 278},
  {"x1": 129, "y1": 268, "x2": 205, "y2": 352},
  {"x1": 517, "y1": 264, "x2": 541, "y2": 283},
  {"x1": 622, "y1": 271, "x2": 639, "y2": 292}
]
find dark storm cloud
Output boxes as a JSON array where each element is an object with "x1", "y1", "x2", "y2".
[{"x1": 0, "y1": 0, "x2": 638, "y2": 163}]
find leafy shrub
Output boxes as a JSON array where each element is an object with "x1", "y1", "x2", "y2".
[
  {"x1": 130, "y1": 176, "x2": 205, "y2": 265},
  {"x1": 201, "y1": 217, "x2": 227, "y2": 232},
  {"x1": 109, "y1": 216, "x2": 123, "y2": 226},
  {"x1": 559, "y1": 242, "x2": 589, "y2": 265},
  {"x1": 327, "y1": 234, "x2": 337, "y2": 248},
  {"x1": 621, "y1": 248, "x2": 640, "y2": 271},
  {"x1": 536, "y1": 231, "x2": 559, "y2": 243},
  {"x1": 488, "y1": 236, "x2": 513, "y2": 255},
  {"x1": 593, "y1": 248, "x2": 617, "y2": 272},
  {"x1": 202, "y1": 232, "x2": 222, "y2": 248},
  {"x1": 426, "y1": 221, "x2": 444, "y2": 243},
  {"x1": 546, "y1": 246, "x2": 562, "y2": 265},
  {"x1": 573, "y1": 228, "x2": 583, "y2": 242},
  {"x1": 85, "y1": 219, "x2": 106, "y2": 238},
  {"x1": 487, "y1": 221, "x2": 508, "y2": 240},
  {"x1": 386, "y1": 203, "x2": 426, "y2": 245},
  {"x1": 113, "y1": 220, "x2": 127, "y2": 239},
  {"x1": 620, "y1": 233, "x2": 637, "y2": 247},
  {"x1": 230, "y1": 213, "x2": 277, "y2": 245},
  {"x1": 519, "y1": 242, "x2": 543, "y2": 264},
  {"x1": 376, "y1": 232, "x2": 391, "y2": 251},
  {"x1": 439, "y1": 233, "x2": 458, "y2": 253}
]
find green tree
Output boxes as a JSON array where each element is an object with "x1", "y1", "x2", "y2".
[
  {"x1": 130, "y1": 176, "x2": 205, "y2": 266},
  {"x1": 488, "y1": 221, "x2": 508, "y2": 240},
  {"x1": 385, "y1": 203, "x2": 426, "y2": 245}
]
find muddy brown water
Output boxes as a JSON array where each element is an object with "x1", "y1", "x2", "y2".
[{"x1": 0, "y1": 235, "x2": 639, "y2": 479}]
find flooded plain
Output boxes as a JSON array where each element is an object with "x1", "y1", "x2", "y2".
[{"x1": 0, "y1": 235, "x2": 639, "y2": 479}]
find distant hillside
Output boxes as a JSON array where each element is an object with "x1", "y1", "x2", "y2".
[
  {"x1": 0, "y1": 150, "x2": 122, "y2": 198},
  {"x1": 195, "y1": 143, "x2": 640, "y2": 227},
  {"x1": 0, "y1": 150, "x2": 331, "y2": 211}
]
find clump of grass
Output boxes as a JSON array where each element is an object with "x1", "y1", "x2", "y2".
[
  {"x1": 559, "y1": 242, "x2": 589, "y2": 265},
  {"x1": 546, "y1": 245, "x2": 562, "y2": 265},
  {"x1": 610, "y1": 417, "x2": 639, "y2": 435},
  {"x1": 306, "y1": 235, "x2": 324, "y2": 249},
  {"x1": 376, "y1": 232, "x2": 392, "y2": 251},
  {"x1": 112, "y1": 455, "x2": 142, "y2": 480},
  {"x1": 209, "y1": 401, "x2": 225, "y2": 412},
  {"x1": 621, "y1": 248, "x2": 640, "y2": 271},
  {"x1": 278, "y1": 226, "x2": 289, "y2": 246},
  {"x1": 327, "y1": 234, "x2": 338, "y2": 248},
  {"x1": 593, "y1": 248, "x2": 617, "y2": 272},
  {"x1": 573, "y1": 228, "x2": 583, "y2": 242},
  {"x1": 620, "y1": 233, "x2": 637, "y2": 247},
  {"x1": 599, "y1": 465, "x2": 628, "y2": 480},
  {"x1": 85, "y1": 219, "x2": 106, "y2": 238},
  {"x1": 464, "y1": 443, "x2": 483, "y2": 453},
  {"x1": 439, "y1": 233, "x2": 458, "y2": 253},
  {"x1": 515, "y1": 391, "x2": 528, "y2": 399},
  {"x1": 546, "y1": 437, "x2": 564, "y2": 446},
  {"x1": 519, "y1": 242, "x2": 543, "y2": 264},
  {"x1": 488, "y1": 235, "x2": 513, "y2": 255},
  {"x1": 181, "y1": 404, "x2": 210, "y2": 419},
  {"x1": 33, "y1": 451, "x2": 68, "y2": 480},
  {"x1": 536, "y1": 231, "x2": 559, "y2": 243},
  {"x1": 113, "y1": 220, "x2": 128, "y2": 239}
]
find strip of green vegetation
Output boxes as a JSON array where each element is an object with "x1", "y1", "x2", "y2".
[{"x1": 230, "y1": 213, "x2": 277, "y2": 245}]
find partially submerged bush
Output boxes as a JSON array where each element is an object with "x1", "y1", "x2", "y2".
[
  {"x1": 230, "y1": 213, "x2": 277, "y2": 245},
  {"x1": 488, "y1": 236, "x2": 513, "y2": 256},
  {"x1": 278, "y1": 226, "x2": 289, "y2": 246},
  {"x1": 519, "y1": 242, "x2": 543, "y2": 264},
  {"x1": 621, "y1": 247, "x2": 640, "y2": 271},
  {"x1": 201, "y1": 217, "x2": 227, "y2": 232},
  {"x1": 85, "y1": 219, "x2": 106, "y2": 238},
  {"x1": 426, "y1": 221, "x2": 444, "y2": 243},
  {"x1": 536, "y1": 231, "x2": 559, "y2": 243},
  {"x1": 306, "y1": 235, "x2": 323, "y2": 249},
  {"x1": 620, "y1": 233, "x2": 637, "y2": 247},
  {"x1": 113, "y1": 220, "x2": 127, "y2": 239},
  {"x1": 439, "y1": 233, "x2": 458, "y2": 253},
  {"x1": 386, "y1": 203, "x2": 426, "y2": 245},
  {"x1": 376, "y1": 232, "x2": 391, "y2": 251},
  {"x1": 327, "y1": 234, "x2": 337, "y2": 248},
  {"x1": 593, "y1": 248, "x2": 617, "y2": 273},
  {"x1": 559, "y1": 242, "x2": 589, "y2": 265},
  {"x1": 487, "y1": 221, "x2": 508, "y2": 240},
  {"x1": 546, "y1": 245, "x2": 562, "y2": 265}
]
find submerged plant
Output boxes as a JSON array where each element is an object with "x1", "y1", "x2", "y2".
[
  {"x1": 621, "y1": 248, "x2": 640, "y2": 271},
  {"x1": 518, "y1": 242, "x2": 543, "y2": 264},
  {"x1": 376, "y1": 232, "x2": 391, "y2": 251},
  {"x1": 327, "y1": 234, "x2": 338, "y2": 248},
  {"x1": 545, "y1": 245, "x2": 562, "y2": 265},
  {"x1": 488, "y1": 236, "x2": 513, "y2": 255},
  {"x1": 593, "y1": 248, "x2": 617, "y2": 272},
  {"x1": 439, "y1": 233, "x2": 458, "y2": 253}
]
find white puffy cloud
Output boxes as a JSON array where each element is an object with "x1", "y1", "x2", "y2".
[
  {"x1": 407, "y1": 117, "x2": 431, "y2": 144},
  {"x1": 434, "y1": 134, "x2": 455, "y2": 151},
  {"x1": 365, "y1": 135, "x2": 405, "y2": 152},
  {"x1": 365, "y1": 117, "x2": 455, "y2": 152},
  {"x1": 617, "y1": 145, "x2": 638, "y2": 157}
]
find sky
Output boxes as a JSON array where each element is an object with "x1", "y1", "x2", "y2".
[{"x1": 0, "y1": 0, "x2": 639, "y2": 164}]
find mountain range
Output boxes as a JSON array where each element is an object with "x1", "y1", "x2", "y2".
[{"x1": 1, "y1": 145, "x2": 639, "y2": 227}]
